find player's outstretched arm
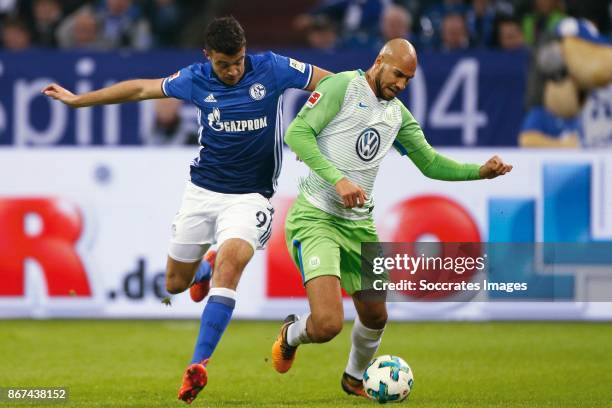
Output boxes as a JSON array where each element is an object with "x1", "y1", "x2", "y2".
[
  {"x1": 397, "y1": 104, "x2": 512, "y2": 181},
  {"x1": 41, "y1": 78, "x2": 166, "y2": 108},
  {"x1": 408, "y1": 146, "x2": 512, "y2": 181}
]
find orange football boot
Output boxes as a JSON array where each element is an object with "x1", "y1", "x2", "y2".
[
  {"x1": 341, "y1": 372, "x2": 368, "y2": 398},
  {"x1": 189, "y1": 250, "x2": 217, "y2": 302},
  {"x1": 177, "y1": 361, "x2": 208, "y2": 404},
  {"x1": 271, "y1": 314, "x2": 299, "y2": 373}
]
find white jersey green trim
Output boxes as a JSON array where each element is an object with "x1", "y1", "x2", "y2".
[{"x1": 296, "y1": 70, "x2": 430, "y2": 220}]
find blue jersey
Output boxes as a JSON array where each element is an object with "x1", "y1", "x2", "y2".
[
  {"x1": 521, "y1": 106, "x2": 582, "y2": 139},
  {"x1": 162, "y1": 52, "x2": 313, "y2": 198}
]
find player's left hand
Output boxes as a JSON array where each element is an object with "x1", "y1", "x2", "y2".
[
  {"x1": 41, "y1": 83, "x2": 80, "y2": 107},
  {"x1": 479, "y1": 155, "x2": 513, "y2": 179}
]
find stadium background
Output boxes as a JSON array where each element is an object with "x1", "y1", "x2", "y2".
[{"x1": 0, "y1": 1, "x2": 611, "y2": 406}]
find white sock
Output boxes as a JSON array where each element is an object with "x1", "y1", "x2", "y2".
[
  {"x1": 208, "y1": 287, "x2": 237, "y2": 300},
  {"x1": 344, "y1": 316, "x2": 385, "y2": 380},
  {"x1": 286, "y1": 313, "x2": 312, "y2": 347}
]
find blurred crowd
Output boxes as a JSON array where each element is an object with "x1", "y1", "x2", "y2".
[
  {"x1": 1, "y1": 0, "x2": 610, "y2": 148},
  {"x1": 0, "y1": 0, "x2": 214, "y2": 51},
  {"x1": 0, "y1": 0, "x2": 609, "y2": 52},
  {"x1": 294, "y1": 0, "x2": 610, "y2": 52}
]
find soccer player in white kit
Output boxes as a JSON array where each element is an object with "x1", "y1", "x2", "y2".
[{"x1": 271, "y1": 39, "x2": 512, "y2": 398}]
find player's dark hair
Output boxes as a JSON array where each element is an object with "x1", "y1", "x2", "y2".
[{"x1": 204, "y1": 16, "x2": 246, "y2": 55}]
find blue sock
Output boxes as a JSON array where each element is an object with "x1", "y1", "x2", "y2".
[
  {"x1": 191, "y1": 287, "x2": 236, "y2": 364},
  {"x1": 194, "y1": 259, "x2": 212, "y2": 283}
]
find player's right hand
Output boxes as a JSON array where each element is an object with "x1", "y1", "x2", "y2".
[
  {"x1": 479, "y1": 155, "x2": 513, "y2": 179},
  {"x1": 41, "y1": 83, "x2": 80, "y2": 107},
  {"x1": 335, "y1": 178, "x2": 367, "y2": 208}
]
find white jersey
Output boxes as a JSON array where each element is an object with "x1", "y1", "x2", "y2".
[{"x1": 297, "y1": 70, "x2": 428, "y2": 220}]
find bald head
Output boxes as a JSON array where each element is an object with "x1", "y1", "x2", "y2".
[
  {"x1": 379, "y1": 39, "x2": 418, "y2": 75},
  {"x1": 366, "y1": 39, "x2": 417, "y2": 100}
]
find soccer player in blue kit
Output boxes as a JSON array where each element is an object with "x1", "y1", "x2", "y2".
[{"x1": 42, "y1": 17, "x2": 330, "y2": 403}]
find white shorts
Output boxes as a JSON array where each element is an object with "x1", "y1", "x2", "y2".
[{"x1": 168, "y1": 182, "x2": 274, "y2": 263}]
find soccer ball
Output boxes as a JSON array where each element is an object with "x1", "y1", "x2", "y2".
[{"x1": 363, "y1": 355, "x2": 414, "y2": 403}]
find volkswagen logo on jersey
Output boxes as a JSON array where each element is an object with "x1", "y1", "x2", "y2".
[
  {"x1": 249, "y1": 83, "x2": 266, "y2": 100},
  {"x1": 207, "y1": 107, "x2": 268, "y2": 133},
  {"x1": 356, "y1": 128, "x2": 381, "y2": 161}
]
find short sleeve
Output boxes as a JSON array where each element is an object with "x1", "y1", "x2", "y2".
[
  {"x1": 161, "y1": 64, "x2": 196, "y2": 101},
  {"x1": 296, "y1": 71, "x2": 354, "y2": 135},
  {"x1": 394, "y1": 103, "x2": 430, "y2": 156},
  {"x1": 270, "y1": 52, "x2": 313, "y2": 91}
]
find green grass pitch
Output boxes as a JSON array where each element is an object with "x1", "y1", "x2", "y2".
[{"x1": 1, "y1": 320, "x2": 611, "y2": 407}]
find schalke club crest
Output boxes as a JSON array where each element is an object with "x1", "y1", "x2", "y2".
[{"x1": 249, "y1": 83, "x2": 266, "y2": 100}]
